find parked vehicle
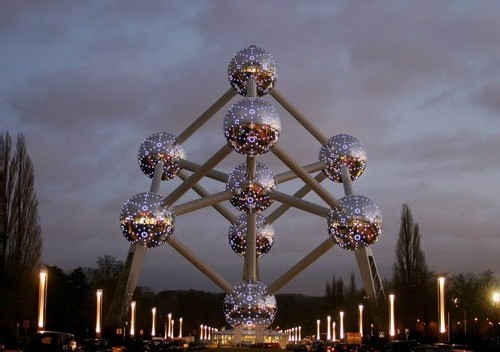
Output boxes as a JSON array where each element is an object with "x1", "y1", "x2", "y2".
[
  {"x1": 384, "y1": 340, "x2": 420, "y2": 352},
  {"x1": 22, "y1": 331, "x2": 79, "y2": 352},
  {"x1": 80, "y1": 339, "x2": 112, "y2": 352},
  {"x1": 409, "y1": 345, "x2": 440, "y2": 352}
]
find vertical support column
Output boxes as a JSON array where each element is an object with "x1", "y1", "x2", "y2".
[{"x1": 341, "y1": 164, "x2": 385, "y2": 327}]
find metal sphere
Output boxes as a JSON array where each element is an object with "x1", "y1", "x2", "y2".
[
  {"x1": 228, "y1": 45, "x2": 278, "y2": 97},
  {"x1": 226, "y1": 162, "x2": 276, "y2": 213},
  {"x1": 223, "y1": 280, "x2": 277, "y2": 328},
  {"x1": 327, "y1": 195, "x2": 381, "y2": 251},
  {"x1": 119, "y1": 192, "x2": 175, "y2": 248},
  {"x1": 228, "y1": 214, "x2": 274, "y2": 257},
  {"x1": 138, "y1": 132, "x2": 186, "y2": 180},
  {"x1": 224, "y1": 98, "x2": 281, "y2": 156},
  {"x1": 319, "y1": 134, "x2": 366, "y2": 183}
]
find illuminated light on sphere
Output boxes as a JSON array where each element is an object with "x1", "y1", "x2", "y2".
[
  {"x1": 226, "y1": 162, "x2": 276, "y2": 213},
  {"x1": 228, "y1": 45, "x2": 278, "y2": 97},
  {"x1": 223, "y1": 280, "x2": 277, "y2": 328},
  {"x1": 327, "y1": 195, "x2": 382, "y2": 251},
  {"x1": 138, "y1": 132, "x2": 186, "y2": 180},
  {"x1": 319, "y1": 134, "x2": 367, "y2": 183},
  {"x1": 224, "y1": 98, "x2": 281, "y2": 156},
  {"x1": 119, "y1": 192, "x2": 175, "y2": 248},
  {"x1": 228, "y1": 214, "x2": 274, "y2": 257}
]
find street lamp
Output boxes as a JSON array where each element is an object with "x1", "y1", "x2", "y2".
[
  {"x1": 339, "y1": 311, "x2": 344, "y2": 341},
  {"x1": 96, "y1": 289, "x2": 103, "y2": 338},
  {"x1": 38, "y1": 268, "x2": 48, "y2": 330},
  {"x1": 179, "y1": 317, "x2": 183, "y2": 338},
  {"x1": 316, "y1": 319, "x2": 320, "y2": 340},
  {"x1": 438, "y1": 277, "x2": 446, "y2": 334},
  {"x1": 168, "y1": 313, "x2": 172, "y2": 339},
  {"x1": 130, "y1": 301, "x2": 136, "y2": 337},
  {"x1": 389, "y1": 294, "x2": 395, "y2": 337},
  {"x1": 358, "y1": 305, "x2": 364, "y2": 338},
  {"x1": 151, "y1": 307, "x2": 157, "y2": 337},
  {"x1": 327, "y1": 316, "x2": 331, "y2": 340}
]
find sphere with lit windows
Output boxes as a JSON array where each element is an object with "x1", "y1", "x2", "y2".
[
  {"x1": 119, "y1": 192, "x2": 175, "y2": 248},
  {"x1": 138, "y1": 132, "x2": 186, "y2": 180},
  {"x1": 223, "y1": 280, "x2": 277, "y2": 328},
  {"x1": 226, "y1": 162, "x2": 276, "y2": 213},
  {"x1": 228, "y1": 45, "x2": 278, "y2": 97},
  {"x1": 327, "y1": 195, "x2": 381, "y2": 251},
  {"x1": 224, "y1": 98, "x2": 281, "y2": 156},
  {"x1": 228, "y1": 214, "x2": 274, "y2": 257},
  {"x1": 319, "y1": 134, "x2": 366, "y2": 183}
]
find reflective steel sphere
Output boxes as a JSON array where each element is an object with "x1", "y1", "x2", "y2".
[
  {"x1": 223, "y1": 280, "x2": 277, "y2": 327},
  {"x1": 226, "y1": 162, "x2": 276, "y2": 213},
  {"x1": 138, "y1": 132, "x2": 186, "y2": 180},
  {"x1": 120, "y1": 192, "x2": 175, "y2": 248},
  {"x1": 228, "y1": 45, "x2": 278, "y2": 97},
  {"x1": 228, "y1": 214, "x2": 274, "y2": 257},
  {"x1": 327, "y1": 195, "x2": 381, "y2": 251},
  {"x1": 224, "y1": 98, "x2": 281, "y2": 156},
  {"x1": 319, "y1": 134, "x2": 366, "y2": 183}
]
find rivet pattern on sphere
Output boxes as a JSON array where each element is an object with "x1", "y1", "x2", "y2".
[
  {"x1": 223, "y1": 280, "x2": 277, "y2": 328},
  {"x1": 226, "y1": 162, "x2": 276, "y2": 213},
  {"x1": 224, "y1": 98, "x2": 281, "y2": 156},
  {"x1": 228, "y1": 214, "x2": 274, "y2": 257},
  {"x1": 327, "y1": 195, "x2": 381, "y2": 251},
  {"x1": 120, "y1": 192, "x2": 175, "y2": 248},
  {"x1": 138, "y1": 132, "x2": 186, "y2": 180},
  {"x1": 319, "y1": 134, "x2": 367, "y2": 183},
  {"x1": 228, "y1": 45, "x2": 278, "y2": 97}
]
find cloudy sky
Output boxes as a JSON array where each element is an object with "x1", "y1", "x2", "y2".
[{"x1": 2, "y1": 1, "x2": 500, "y2": 297}]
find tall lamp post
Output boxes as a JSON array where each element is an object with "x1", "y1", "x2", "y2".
[
  {"x1": 130, "y1": 301, "x2": 136, "y2": 337},
  {"x1": 358, "y1": 305, "x2": 364, "y2": 338},
  {"x1": 389, "y1": 294, "x2": 395, "y2": 338},
  {"x1": 438, "y1": 277, "x2": 446, "y2": 335},
  {"x1": 38, "y1": 268, "x2": 48, "y2": 330},
  {"x1": 96, "y1": 289, "x2": 103, "y2": 339},
  {"x1": 339, "y1": 311, "x2": 344, "y2": 341},
  {"x1": 151, "y1": 307, "x2": 157, "y2": 337}
]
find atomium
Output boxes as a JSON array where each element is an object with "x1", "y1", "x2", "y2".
[
  {"x1": 327, "y1": 195, "x2": 381, "y2": 251},
  {"x1": 120, "y1": 192, "x2": 175, "y2": 248},
  {"x1": 319, "y1": 134, "x2": 366, "y2": 183},
  {"x1": 228, "y1": 45, "x2": 278, "y2": 97},
  {"x1": 223, "y1": 280, "x2": 277, "y2": 327},
  {"x1": 226, "y1": 162, "x2": 276, "y2": 213},
  {"x1": 228, "y1": 214, "x2": 274, "y2": 257},
  {"x1": 224, "y1": 97, "x2": 281, "y2": 156},
  {"x1": 138, "y1": 132, "x2": 186, "y2": 180}
]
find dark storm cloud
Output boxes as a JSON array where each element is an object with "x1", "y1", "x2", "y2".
[{"x1": 2, "y1": 1, "x2": 499, "y2": 295}]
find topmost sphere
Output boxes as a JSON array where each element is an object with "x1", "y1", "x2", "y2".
[{"x1": 228, "y1": 45, "x2": 278, "y2": 97}]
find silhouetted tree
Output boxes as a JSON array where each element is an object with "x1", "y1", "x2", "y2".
[
  {"x1": 0, "y1": 132, "x2": 42, "y2": 336},
  {"x1": 392, "y1": 203, "x2": 433, "y2": 335}
]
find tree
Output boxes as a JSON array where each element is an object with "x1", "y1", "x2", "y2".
[
  {"x1": 0, "y1": 132, "x2": 42, "y2": 336},
  {"x1": 392, "y1": 203, "x2": 433, "y2": 334}
]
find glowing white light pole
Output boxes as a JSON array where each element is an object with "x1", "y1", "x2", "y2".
[
  {"x1": 171, "y1": 320, "x2": 175, "y2": 339},
  {"x1": 389, "y1": 294, "x2": 395, "y2": 337},
  {"x1": 332, "y1": 321, "x2": 336, "y2": 341},
  {"x1": 38, "y1": 269, "x2": 48, "y2": 330},
  {"x1": 298, "y1": 326, "x2": 302, "y2": 341},
  {"x1": 130, "y1": 301, "x2": 136, "y2": 337},
  {"x1": 168, "y1": 313, "x2": 172, "y2": 338},
  {"x1": 316, "y1": 319, "x2": 320, "y2": 340},
  {"x1": 327, "y1": 316, "x2": 331, "y2": 340},
  {"x1": 200, "y1": 325, "x2": 203, "y2": 340},
  {"x1": 96, "y1": 289, "x2": 103, "y2": 338},
  {"x1": 151, "y1": 307, "x2": 157, "y2": 337},
  {"x1": 339, "y1": 312, "x2": 344, "y2": 340},
  {"x1": 438, "y1": 277, "x2": 446, "y2": 334},
  {"x1": 358, "y1": 305, "x2": 364, "y2": 337},
  {"x1": 179, "y1": 317, "x2": 183, "y2": 338}
]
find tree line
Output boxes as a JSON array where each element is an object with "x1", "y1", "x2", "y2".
[{"x1": 0, "y1": 131, "x2": 498, "y2": 345}]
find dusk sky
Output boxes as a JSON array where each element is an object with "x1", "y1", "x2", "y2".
[{"x1": 2, "y1": 1, "x2": 500, "y2": 297}]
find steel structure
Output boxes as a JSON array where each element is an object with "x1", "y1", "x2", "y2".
[{"x1": 106, "y1": 46, "x2": 386, "y2": 332}]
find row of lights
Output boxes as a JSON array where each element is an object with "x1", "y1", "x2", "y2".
[{"x1": 36, "y1": 270, "x2": 500, "y2": 339}]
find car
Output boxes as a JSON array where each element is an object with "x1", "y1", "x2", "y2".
[
  {"x1": 432, "y1": 344, "x2": 473, "y2": 352},
  {"x1": 187, "y1": 341, "x2": 205, "y2": 350},
  {"x1": 312, "y1": 341, "x2": 327, "y2": 352},
  {"x1": 409, "y1": 345, "x2": 440, "y2": 352},
  {"x1": 80, "y1": 339, "x2": 112, "y2": 352},
  {"x1": 22, "y1": 331, "x2": 79, "y2": 352},
  {"x1": 122, "y1": 338, "x2": 147, "y2": 352},
  {"x1": 286, "y1": 343, "x2": 309, "y2": 352},
  {"x1": 384, "y1": 340, "x2": 420, "y2": 352}
]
